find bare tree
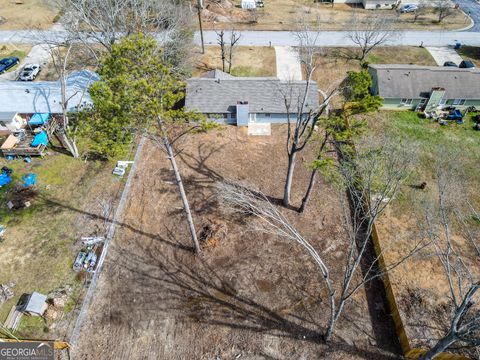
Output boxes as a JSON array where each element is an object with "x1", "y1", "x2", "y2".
[
  {"x1": 347, "y1": 12, "x2": 397, "y2": 62},
  {"x1": 50, "y1": 0, "x2": 194, "y2": 71},
  {"x1": 217, "y1": 134, "x2": 422, "y2": 340},
  {"x1": 434, "y1": 0, "x2": 455, "y2": 23},
  {"x1": 418, "y1": 150, "x2": 480, "y2": 359},
  {"x1": 227, "y1": 30, "x2": 241, "y2": 74},
  {"x1": 216, "y1": 29, "x2": 241, "y2": 73},
  {"x1": 281, "y1": 20, "x2": 337, "y2": 208},
  {"x1": 413, "y1": 0, "x2": 428, "y2": 22},
  {"x1": 216, "y1": 30, "x2": 227, "y2": 72}
]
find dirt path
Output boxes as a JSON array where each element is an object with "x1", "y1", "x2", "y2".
[{"x1": 72, "y1": 126, "x2": 400, "y2": 360}]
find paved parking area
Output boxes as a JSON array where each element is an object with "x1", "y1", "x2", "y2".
[
  {"x1": 426, "y1": 46, "x2": 464, "y2": 66},
  {"x1": 0, "y1": 44, "x2": 51, "y2": 80}
]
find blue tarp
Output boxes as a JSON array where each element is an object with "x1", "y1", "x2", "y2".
[
  {"x1": 0, "y1": 172, "x2": 12, "y2": 187},
  {"x1": 22, "y1": 173, "x2": 36, "y2": 188},
  {"x1": 31, "y1": 131, "x2": 48, "y2": 147},
  {"x1": 29, "y1": 113, "x2": 50, "y2": 126}
]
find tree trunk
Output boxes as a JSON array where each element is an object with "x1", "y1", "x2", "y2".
[
  {"x1": 419, "y1": 332, "x2": 456, "y2": 360},
  {"x1": 197, "y1": 0, "x2": 205, "y2": 54},
  {"x1": 283, "y1": 151, "x2": 297, "y2": 207},
  {"x1": 57, "y1": 129, "x2": 79, "y2": 158},
  {"x1": 299, "y1": 169, "x2": 318, "y2": 213},
  {"x1": 162, "y1": 132, "x2": 201, "y2": 253}
]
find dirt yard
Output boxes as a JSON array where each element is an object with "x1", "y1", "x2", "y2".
[
  {"x1": 193, "y1": 46, "x2": 277, "y2": 77},
  {"x1": 0, "y1": 142, "x2": 128, "y2": 340},
  {"x1": 369, "y1": 111, "x2": 480, "y2": 359},
  {"x1": 312, "y1": 47, "x2": 435, "y2": 96},
  {"x1": 0, "y1": 0, "x2": 58, "y2": 30},
  {"x1": 201, "y1": 0, "x2": 468, "y2": 31},
  {"x1": 73, "y1": 126, "x2": 401, "y2": 360}
]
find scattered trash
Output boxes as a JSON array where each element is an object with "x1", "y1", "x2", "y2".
[
  {"x1": 21, "y1": 173, "x2": 37, "y2": 188},
  {"x1": 0, "y1": 282, "x2": 15, "y2": 304},
  {"x1": 81, "y1": 236, "x2": 105, "y2": 246},
  {"x1": 6, "y1": 155, "x2": 15, "y2": 161},
  {"x1": 6, "y1": 188, "x2": 37, "y2": 210},
  {"x1": 0, "y1": 167, "x2": 12, "y2": 187},
  {"x1": 73, "y1": 248, "x2": 98, "y2": 273},
  {"x1": 73, "y1": 251, "x2": 87, "y2": 272},
  {"x1": 24, "y1": 156, "x2": 31, "y2": 163},
  {"x1": 0, "y1": 224, "x2": 5, "y2": 238},
  {"x1": 113, "y1": 160, "x2": 134, "y2": 177},
  {"x1": 112, "y1": 167, "x2": 126, "y2": 176}
]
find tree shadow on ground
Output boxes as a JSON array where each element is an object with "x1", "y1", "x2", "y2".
[{"x1": 105, "y1": 235, "x2": 400, "y2": 360}]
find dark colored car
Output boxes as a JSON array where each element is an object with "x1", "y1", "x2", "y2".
[
  {"x1": 443, "y1": 61, "x2": 457, "y2": 67},
  {"x1": 0, "y1": 57, "x2": 19, "y2": 73},
  {"x1": 459, "y1": 60, "x2": 475, "y2": 69}
]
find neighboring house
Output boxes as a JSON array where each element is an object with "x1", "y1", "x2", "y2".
[
  {"x1": 368, "y1": 64, "x2": 480, "y2": 111},
  {"x1": 185, "y1": 70, "x2": 319, "y2": 126},
  {"x1": 0, "y1": 70, "x2": 99, "y2": 114},
  {"x1": 321, "y1": 0, "x2": 398, "y2": 9}
]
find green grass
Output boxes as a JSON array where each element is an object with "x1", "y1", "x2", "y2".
[
  {"x1": 0, "y1": 142, "x2": 122, "y2": 337},
  {"x1": 372, "y1": 110, "x2": 480, "y2": 211},
  {"x1": 230, "y1": 66, "x2": 267, "y2": 77}
]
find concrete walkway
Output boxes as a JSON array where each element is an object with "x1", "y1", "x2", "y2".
[
  {"x1": 426, "y1": 46, "x2": 464, "y2": 66},
  {"x1": 274, "y1": 46, "x2": 302, "y2": 81}
]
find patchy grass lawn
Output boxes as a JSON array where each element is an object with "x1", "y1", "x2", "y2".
[
  {"x1": 0, "y1": 1, "x2": 58, "y2": 30},
  {"x1": 456, "y1": 45, "x2": 480, "y2": 67},
  {"x1": 0, "y1": 141, "x2": 127, "y2": 340},
  {"x1": 370, "y1": 110, "x2": 480, "y2": 357},
  {"x1": 202, "y1": 0, "x2": 468, "y2": 31},
  {"x1": 193, "y1": 46, "x2": 276, "y2": 77},
  {"x1": 0, "y1": 44, "x2": 31, "y2": 73},
  {"x1": 312, "y1": 46, "x2": 435, "y2": 93}
]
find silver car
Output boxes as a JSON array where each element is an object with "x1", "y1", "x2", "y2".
[{"x1": 18, "y1": 63, "x2": 41, "y2": 81}]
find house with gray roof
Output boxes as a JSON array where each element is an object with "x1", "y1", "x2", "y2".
[
  {"x1": 369, "y1": 64, "x2": 480, "y2": 111},
  {"x1": 185, "y1": 70, "x2": 319, "y2": 126}
]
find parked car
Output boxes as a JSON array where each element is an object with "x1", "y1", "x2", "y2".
[
  {"x1": 0, "y1": 57, "x2": 19, "y2": 73},
  {"x1": 400, "y1": 4, "x2": 418, "y2": 13},
  {"x1": 459, "y1": 60, "x2": 475, "y2": 69},
  {"x1": 17, "y1": 64, "x2": 41, "y2": 81},
  {"x1": 443, "y1": 61, "x2": 458, "y2": 67}
]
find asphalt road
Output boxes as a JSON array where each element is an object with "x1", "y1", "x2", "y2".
[
  {"x1": 455, "y1": 0, "x2": 480, "y2": 31},
  {"x1": 0, "y1": 29, "x2": 479, "y2": 48}
]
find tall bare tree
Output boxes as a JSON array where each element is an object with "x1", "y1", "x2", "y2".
[
  {"x1": 217, "y1": 133, "x2": 422, "y2": 340},
  {"x1": 216, "y1": 29, "x2": 241, "y2": 73},
  {"x1": 347, "y1": 12, "x2": 397, "y2": 62},
  {"x1": 281, "y1": 20, "x2": 336, "y2": 208},
  {"x1": 50, "y1": 0, "x2": 194, "y2": 72},
  {"x1": 418, "y1": 150, "x2": 480, "y2": 359},
  {"x1": 434, "y1": 0, "x2": 455, "y2": 23}
]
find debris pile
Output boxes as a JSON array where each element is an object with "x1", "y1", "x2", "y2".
[
  {"x1": 199, "y1": 220, "x2": 228, "y2": 248},
  {"x1": 0, "y1": 282, "x2": 15, "y2": 304}
]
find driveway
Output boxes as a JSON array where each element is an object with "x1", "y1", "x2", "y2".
[
  {"x1": 0, "y1": 44, "x2": 51, "y2": 81},
  {"x1": 454, "y1": 0, "x2": 480, "y2": 31},
  {"x1": 426, "y1": 46, "x2": 464, "y2": 65},
  {"x1": 274, "y1": 46, "x2": 302, "y2": 81}
]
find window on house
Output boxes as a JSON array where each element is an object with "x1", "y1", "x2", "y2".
[
  {"x1": 439, "y1": 99, "x2": 447, "y2": 106},
  {"x1": 452, "y1": 99, "x2": 466, "y2": 105},
  {"x1": 264, "y1": 113, "x2": 271, "y2": 118},
  {"x1": 230, "y1": 112, "x2": 236, "y2": 119},
  {"x1": 401, "y1": 98, "x2": 413, "y2": 106}
]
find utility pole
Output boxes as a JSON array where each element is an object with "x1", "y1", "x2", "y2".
[{"x1": 197, "y1": 0, "x2": 205, "y2": 54}]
